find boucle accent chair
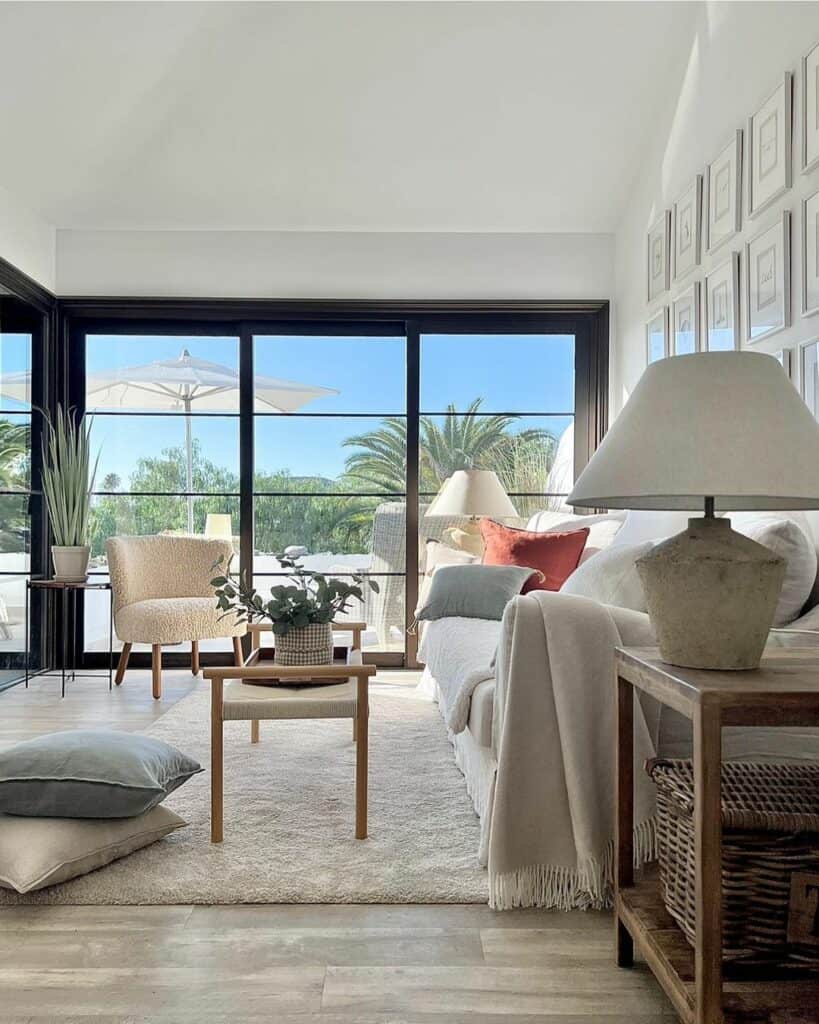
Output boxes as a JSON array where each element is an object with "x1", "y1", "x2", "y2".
[{"x1": 106, "y1": 535, "x2": 246, "y2": 699}]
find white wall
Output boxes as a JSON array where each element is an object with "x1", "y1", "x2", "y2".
[
  {"x1": 613, "y1": 2, "x2": 819, "y2": 414},
  {"x1": 55, "y1": 229, "x2": 613, "y2": 300},
  {"x1": 0, "y1": 183, "x2": 56, "y2": 291}
]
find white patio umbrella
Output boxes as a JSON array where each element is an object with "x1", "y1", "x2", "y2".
[{"x1": 1, "y1": 349, "x2": 338, "y2": 533}]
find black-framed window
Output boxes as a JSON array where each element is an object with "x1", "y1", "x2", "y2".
[
  {"x1": 0, "y1": 276, "x2": 51, "y2": 687},
  {"x1": 81, "y1": 332, "x2": 241, "y2": 655},
  {"x1": 65, "y1": 302, "x2": 608, "y2": 667}
]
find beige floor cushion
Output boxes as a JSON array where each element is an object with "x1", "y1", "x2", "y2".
[{"x1": 0, "y1": 804, "x2": 185, "y2": 893}]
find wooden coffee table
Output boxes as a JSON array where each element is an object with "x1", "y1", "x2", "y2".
[{"x1": 204, "y1": 622, "x2": 375, "y2": 844}]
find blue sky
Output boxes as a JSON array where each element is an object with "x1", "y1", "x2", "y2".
[{"x1": 2, "y1": 333, "x2": 575, "y2": 486}]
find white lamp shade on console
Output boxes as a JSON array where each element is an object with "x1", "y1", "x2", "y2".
[
  {"x1": 204, "y1": 514, "x2": 233, "y2": 540},
  {"x1": 569, "y1": 353, "x2": 819, "y2": 670},
  {"x1": 569, "y1": 352, "x2": 819, "y2": 512},
  {"x1": 425, "y1": 469, "x2": 518, "y2": 519}
]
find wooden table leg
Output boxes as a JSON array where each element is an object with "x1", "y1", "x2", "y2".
[
  {"x1": 250, "y1": 719, "x2": 260, "y2": 744},
  {"x1": 211, "y1": 677, "x2": 224, "y2": 843},
  {"x1": 615, "y1": 673, "x2": 634, "y2": 968},
  {"x1": 694, "y1": 701, "x2": 723, "y2": 1023},
  {"x1": 233, "y1": 636, "x2": 244, "y2": 666},
  {"x1": 191, "y1": 640, "x2": 200, "y2": 676},
  {"x1": 355, "y1": 676, "x2": 368, "y2": 839}
]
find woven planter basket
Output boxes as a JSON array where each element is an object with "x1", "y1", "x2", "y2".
[
  {"x1": 648, "y1": 758, "x2": 819, "y2": 965},
  {"x1": 273, "y1": 621, "x2": 334, "y2": 667}
]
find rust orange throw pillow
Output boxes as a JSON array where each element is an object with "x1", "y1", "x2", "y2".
[{"x1": 480, "y1": 519, "x2": 589, "y2": 592}]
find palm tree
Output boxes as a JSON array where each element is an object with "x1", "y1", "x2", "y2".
[
  {"x1": 343, "y1": 398, "x2": 556, "y2": 493},
  {"x1": 0, "y1": 418, "x2": 30, "y2": 490}
]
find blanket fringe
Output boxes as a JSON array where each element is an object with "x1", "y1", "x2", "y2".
[{"x1": 489, "y1": 818, "x2": 657, "y2": 911}]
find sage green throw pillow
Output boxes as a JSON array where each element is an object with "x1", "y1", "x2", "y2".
[
  {"x1": 0, "y1": 731, "x2": 203, "y2": 819},
  {"x1": 415, "y1": 564, "x2": 539, "y2": 622}
]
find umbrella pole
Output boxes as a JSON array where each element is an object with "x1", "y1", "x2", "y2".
[{"x1": 184, "y1": 398, "x2": 194, "y2": 533}]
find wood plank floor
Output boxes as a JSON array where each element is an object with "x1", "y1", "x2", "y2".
[{"x1": 0, "y1": 668, "x2": 675, "y2": 1022}]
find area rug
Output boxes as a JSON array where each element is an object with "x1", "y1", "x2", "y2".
[{"x1": 0, "y1": 681, "x2": 488, "y2": 905}]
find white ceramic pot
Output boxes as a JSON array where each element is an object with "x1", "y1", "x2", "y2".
[{"x1": 51, "y1": 545, "x2": 91, "y2": 582}]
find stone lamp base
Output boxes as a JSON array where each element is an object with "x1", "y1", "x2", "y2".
[{"x1": 635, "y1": 516, "x2": 785, "y2": 671}]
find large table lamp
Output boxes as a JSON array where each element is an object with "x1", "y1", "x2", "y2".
[
  {"x1": 568, "y1": 352, "x2": 819, "y2": 670},
  {"x1": 426, "y1": 469, "x2": 518, "y2": 555}
]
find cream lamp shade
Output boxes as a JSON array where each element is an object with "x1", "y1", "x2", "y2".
[
  {"x1": 569, "y1": 352, "x2": 819, "y2": 512},
  {"x1": 204, "y1": 514, "x2": 233, "y2": 540},
  {"x1": 425, "y1": 470, "x2": 518, "y2": 518}
]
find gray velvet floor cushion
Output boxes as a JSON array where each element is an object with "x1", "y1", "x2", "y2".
[
  {"x1": 0, "y1": 805, "x2": 186, "y2": 893},
  {"x1": 0, "y1": 730, "x2": 203, "y2": 818}
]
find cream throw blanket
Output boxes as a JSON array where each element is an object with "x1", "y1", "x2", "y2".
[{"x1": 489, "y1": 591, "x2": 658, "y2": 910}]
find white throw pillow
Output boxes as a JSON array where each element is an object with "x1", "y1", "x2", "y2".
[
  {"x1": 728, "y1": 513, "x2": 817, "y2": 626},
  {"x1": 416, "y1": 541, "x2": 479, "y2": 614},
  {"x1": 611, "y1": 510, "x2": 693, "y2": 547},
  {"x1": 525, "y1": 510, "x2": 626, "y2": 564},
  {"x1": 0, "y1": 804, "x2": 185, "y2": 894},
  {"x1": 560, "y1": 540, "x2": 654, "y2": 613}
]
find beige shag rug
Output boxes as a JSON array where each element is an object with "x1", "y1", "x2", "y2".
[{"x1": 0, "y1": 681, "x2": 488, "y2": 905}]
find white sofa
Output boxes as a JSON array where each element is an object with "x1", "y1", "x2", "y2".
[{"x1": 417, "y1": 508, "x2": 819, "y2": 910}]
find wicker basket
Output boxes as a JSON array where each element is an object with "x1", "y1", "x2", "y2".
[{"x1": 648, "y1": 758, "x2": 819, "y2": 964}]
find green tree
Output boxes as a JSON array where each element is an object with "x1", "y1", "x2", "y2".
[
  {"x1": 0, "y1": 417, "x2": 30, "y2": 490},
  {"x1": 343, "y1": 398, "x2": 556, "y2": 494}
]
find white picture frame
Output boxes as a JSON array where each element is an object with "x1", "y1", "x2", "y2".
[
  {"x1": 704, "y1": 253, "x2": 740, "y2": 351},
  {"x1": 646, "y1": 307, "x2": 669, "y2": 364},
  {"x1": 748, "y1": 73, "x2": 793, "y2": 218},
  {"x1": 706, "y1": 131, "x2": 742, "y2": 252},
  {"x1": 647, "y1": 212, "x2": 671, "y2": 302},
  {"x1": 803, "y1": 41, "x2": 819, "y2": 174},
  {"x1": 801, "y1": 338, "x2": 819, "y2": 420},
  {"x1": 745, "y1": 212, "x2": 791, "y2": 344},
  {"x1": 672, "y1": 177, "x2": 702, "y2": 281},
  {"x1": 802, "y1": 187, "x2": 819, "y2": 317},
  {"x1": 771, "y1": 348, "x2": 793, "y2": 379},
  {"x1": 672, "y1": 282, "x2": 701, "y2": 355}
]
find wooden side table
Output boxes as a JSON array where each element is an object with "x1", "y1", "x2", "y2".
[
  {"x1": 615, "y1": 643, "x2": 819, "y2": 1024},
  {"x1": 204, "y1": 621, "x2": 375, "y2": 845}
]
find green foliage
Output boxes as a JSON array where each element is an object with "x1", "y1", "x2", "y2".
[
  {"x1": 0, "y1": 418, "x2": 30, "y2": 490},
  {"x1": 211, "y1": 553, "x2": 379, "y2": 636},
  {"x1": 41, "y1": 405, "x2": 99, "y2": 546},
  {"x1": 88, "y1": 398, "x2": 560, "y2": 559},
  {"x1": 343, "y1": 398, "x2": 557, "y2": 494}
]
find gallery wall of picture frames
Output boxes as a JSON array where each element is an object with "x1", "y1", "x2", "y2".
[{"x1": 645, "y1": 39, "x2": 819, "y2": 405}]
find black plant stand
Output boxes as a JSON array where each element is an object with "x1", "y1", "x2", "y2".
[{"x1": 25, "y1": 579, "x2": 113, "y2": 697}]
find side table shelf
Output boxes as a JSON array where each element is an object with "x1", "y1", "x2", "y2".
[
  {"x1": 25, "y1": 578, "x2": 114, "y2": 697},
  {"x1": 614, "y1": 643, "x2": 819, "y2": 1024}
]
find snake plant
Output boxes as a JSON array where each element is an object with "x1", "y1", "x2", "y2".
[{"x1": 40, "y1": 405, "x2": 100, "y2": 546}]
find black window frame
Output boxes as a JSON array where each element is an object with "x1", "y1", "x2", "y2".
[
  {"x1": 61, "y1": 298, "x2": 608, "y2": 670},
  {"x1": 0, "y1": 258, "x2": 56, "y2": 685}
]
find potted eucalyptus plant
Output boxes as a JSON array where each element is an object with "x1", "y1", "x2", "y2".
[
  {"x1": 40, "y1": 405, "x2": 99, "y2": 582},
  {"x1": 211, "y1": 553, "x2": 379, "y2": 666}
]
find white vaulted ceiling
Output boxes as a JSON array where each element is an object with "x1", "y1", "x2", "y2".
[{"x1": 0, "y1": 1, "x2": 698, "y2": 234}]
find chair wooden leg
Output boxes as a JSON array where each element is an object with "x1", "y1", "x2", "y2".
[
  {"x1": 233, "y1": 636, "x2": 244, "y2": 666},
  {"x1": 151, "y1": 645, "x2": 162, "y2": 700},
  {"x1": 114, "y1": 643, "x2": 131, "y2": 686},
  {"x1": 191, "y1": 640, "x2": 200, "y2": 676},
  {"x1": 250, "y1": 719, "x2": 260, "y2": 744},
  {"x1": 211, "y1": 677, "x2": 224, "y2": 843},
  {"x1": 355, "y1": 682, "x2": 368, "y2": 839}
]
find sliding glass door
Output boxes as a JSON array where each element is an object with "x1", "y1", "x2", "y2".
[
  {"x1": 82, "y1": 332, "x2": 241, "y2": 654},
  {"x1": 252, "y1": 328, "x2": 406, "y2": 652},
  {"x1": 67, "y1": 306, "x2": 605, "y2": 667}
]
